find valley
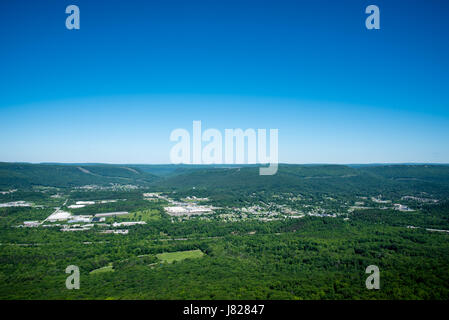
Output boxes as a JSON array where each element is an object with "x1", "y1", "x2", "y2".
[{"x1": 1, "y1": 163, "x2": 449, "y2": 299}]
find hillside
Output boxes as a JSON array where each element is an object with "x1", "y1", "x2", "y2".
[
  {"x1": 156, "y1": 164, "x2": 449, "y2": 201},
  {"x1": 2, "y1": 163, "x2": 449, "y2": 200},
  {"x1": 0, "y1": 163, "x2": 158, "y2": 188}
]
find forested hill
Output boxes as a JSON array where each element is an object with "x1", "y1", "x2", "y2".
[
  {"x1": 2, "y1": 163, "x2": 449, "y2": 198},
  {"x1": 0, "y1": 163, "x2": 158, "y2": 188},
  {"x1": 156, "y1": 164, "x2": 449, "y2": 200},
  {"x1": 360, "y1": 164, "x2": 449, "y2": 185}
]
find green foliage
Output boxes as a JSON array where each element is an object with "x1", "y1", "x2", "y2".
[
  {"x1": 0, "y1": 216, "x2": 448, "y2": 300},
  {"x1": 156, "y1": 164, "x2": 449, "y2": 206},
  {"x1": 156, "y1": 249, "x2": 204, "y2": 263},
  {"x1": 90, "y1": 263, "x2": 114, "y2": 275},
  {"x1": 0, "y1": 163, "x2": 158, "y2": 188},
  {"x1": 1, "y1": 163, "x2": 449, "y2": 300},
  {"x1": 0, "y1": 207, "x2": 53, "y2": 226},
  {"x1": 351, "y1": 201, "x2": 449, "y2": 229}
]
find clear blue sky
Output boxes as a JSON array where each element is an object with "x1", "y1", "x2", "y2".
[{"x1": 0, "y1": 0, "x2": 448, "y2": 164}]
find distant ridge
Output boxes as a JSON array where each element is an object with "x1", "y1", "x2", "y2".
[{"x1": 2, "y1": 163, "x2": 449, "y2": 199}]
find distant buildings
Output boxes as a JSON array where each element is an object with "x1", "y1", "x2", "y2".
[
  {"x1": 162, "y1": 193, "x2": 215, "y2": 217},
  {"x1": 393, "y1": 203, "x2": 414, "y2": 212},
  {"x1": 164, "y1": 206, "x2": 213, "y2": 216},
  {"x1": 112, "y1": 221, "x2": 146, "y2": 227},
  {"x1": 100, "y1": 229, "x2": 129, "y2": 235},
  {"x1": 94, "y1": 211, "x2": 129, "y2": 217},
  {"x1": 0, "y1": 201, "x2": 32, "y2": 208},
  {"x1": 68, "y1": 204, "x2": 86, "y2": 209},
  {"x1": 46, "y1": 210, "x2": 72, "y2": 222},
  {"x1": 68, "y1": 215, "x2": 92, "y2": 223},
  {"x1": 23, "y1": 221, "x2": 40, "y2": 227},
  {"x1": 371, "y1": 196, "x2": 392, "y2": 204},
  {"x1": 0, "y1": 189, "x2": 17, "y2": 195}
]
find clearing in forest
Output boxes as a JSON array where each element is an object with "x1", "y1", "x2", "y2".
[{"x1": 156, "y1": 249, "x2": 204, "y2": 263}]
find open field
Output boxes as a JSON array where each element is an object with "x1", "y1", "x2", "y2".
[
  {"x1": 156, "y1": 249, "x2": 205, "y2": 264},
  {"x1": 90, "y1": 263, "x2": 114, "y2": 275}
]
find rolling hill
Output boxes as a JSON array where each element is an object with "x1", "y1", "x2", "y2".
[{"x1": 0, "y1": 163, "x2": 158, "y2": 188}]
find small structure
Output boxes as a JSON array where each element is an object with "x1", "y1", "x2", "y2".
[
  {"x1": 94, "y1": 211, "x2": 129, "y2": 217},
  {"x1": 47, "y1": 210, "x2": 72, "y2": 222},
  {"x1": 112, "y1": 221, "x2": 146, "y2": 227},
  {"x1": 23, "y1": 221, "x2": 40, "y2": 227},
  {"x1": 0, "y1": 201, "x2": 32, "y2": 208},
  {"x1": 68, "y1": 215, "x2": 92, "y2": 223},
  {"x1": 100, "y1": 229, "x2": 129, "y2": 235}
]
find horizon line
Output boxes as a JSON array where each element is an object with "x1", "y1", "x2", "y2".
[{"x1": 2, "y1": 161, "x2": 449, "y2": 166}]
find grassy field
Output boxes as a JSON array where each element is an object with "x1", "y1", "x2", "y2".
[
  {"x1": 90, "y1": 263, "x2": 114, "y2": 275},
  {"x1": 156, "y1": 249, "x2": 204, "y2": 263},
  {"x1": 114, "y1": 209, "x2": 162, "y2": 222}
]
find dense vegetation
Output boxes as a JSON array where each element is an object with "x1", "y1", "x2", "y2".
[
  {"x1": 0, "y1": 163, "x2": 448, "y2": 300},
  {"x1": 1, "y1": 214, "x2": 448, "y2": 299},
  {"x1": 0, "y1": 163, "x2": 157, "y2": 188}
]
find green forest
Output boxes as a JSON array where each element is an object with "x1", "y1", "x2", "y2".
[{"x1": 0, "y1": 163, "x2": 448, "y2": 299}]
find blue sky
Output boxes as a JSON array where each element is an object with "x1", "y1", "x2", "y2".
[{"x1": 0, "y1": 0, "x2": 448, "y2": 164}]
